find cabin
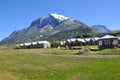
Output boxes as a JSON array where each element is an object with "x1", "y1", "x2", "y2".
[
  {"x1": 98, "y1": 35, "x2": 118, "y2": 49},
  {"x1": 69, "y1": 38, "x2": 76, "y2": 46},
  {"x1": 62, "y1": 38, "x2": 85, "y2": 47},
  {"x1": 84, "y1": 38, "x2": 95, "y2": 45},
  {"x1": 37, "y1": 41, "x2": 51, "y2": 48},
  {"x1": 17, "y1": 43, "x2": 32, "y2": 49},
  {"x1": 24, "y1": 43, "x2": 31, "y2": 49},
  {"x1": 76, "y1": 38, "x2": 86, "y2": 46},
  {"x1": 17, "y1": 41, "x2": 51, "y2": 49},
  {"x1": 93, "y1": 37, "x2": 100, "y2": 45}
]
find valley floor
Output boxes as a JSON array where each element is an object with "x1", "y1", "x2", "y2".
[
  {"x1": 33, "y1": 52, "x2": 120, "y2": 58},
  {"x1": 0, "y1": 46, "x2": 120, "y2": 80}
]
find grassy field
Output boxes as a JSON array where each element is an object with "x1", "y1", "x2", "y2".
[
  {"x1": 0, "y1": 46, "x2": 120, "y2": 80},
  {"x1": 85, "y1": 45, "x2": 120, "y2": 55}
]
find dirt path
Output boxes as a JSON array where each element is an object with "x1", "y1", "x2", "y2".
[{"x1": 33, "y1": 53, "x2": 120, "y2": 58}]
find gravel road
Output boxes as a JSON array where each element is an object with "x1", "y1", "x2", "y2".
[{"x1": 34, "y1": 53, "x2": 120, "y2": 58}]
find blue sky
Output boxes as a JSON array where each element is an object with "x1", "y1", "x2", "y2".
[{"x1": 0, "y1": 0, "x2": 120, "y2": 41}]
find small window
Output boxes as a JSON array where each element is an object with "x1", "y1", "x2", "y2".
[
  {"x1": 113, "y1": 40, "x2": 117, "y2": 44},
  {"x1": 99, "y1": 41, "x2": 102, "y2": 45}
]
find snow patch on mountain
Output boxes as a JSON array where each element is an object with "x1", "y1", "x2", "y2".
[{"x1": 50, "y1": 13, "x2": 69, "y2": 21}]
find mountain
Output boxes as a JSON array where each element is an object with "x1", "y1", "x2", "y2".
[
  {"x1": 91, "y1": 25, "x2": 110, "y2": 33},
  {"x1": 0, "y1": 13, "x2": 100, "y2": 44}
]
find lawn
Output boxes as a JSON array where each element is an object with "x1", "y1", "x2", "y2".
[
  {"x1": 0, "y1": 46, "x2": 120, "y2": 80},
  {"x1": 85, "y1": 45, "x2": 120, "y2": 55}
]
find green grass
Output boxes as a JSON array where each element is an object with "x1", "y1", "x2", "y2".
[
  {"x1": 0, "y1": 46, "x2": 120, "y2": 80},
  {"x1": 84, "y1": 45, "x2": 120, "y2": 55}
]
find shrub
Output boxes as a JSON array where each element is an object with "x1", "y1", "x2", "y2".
[
  {"x1": 14, "y1": 46, "x2": 21, "y2": 49},
  {"x1": 51, "y1": 41, "x2": 61, "y2": 48}
]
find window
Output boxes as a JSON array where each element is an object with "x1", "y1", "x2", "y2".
[
  {"x1": 99, "y1": 41, "x2": 102, "y2": 45},
  {"x1": 113, "y1": 40, "x2": 117, "y2": 44}
]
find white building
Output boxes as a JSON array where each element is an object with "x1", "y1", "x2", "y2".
[
  {"x1": 17, "y1": 41, "x2": 51, "y2": 49},
  {"x1": 98, "y1": 35, "x2": 118, "y2": 49}
]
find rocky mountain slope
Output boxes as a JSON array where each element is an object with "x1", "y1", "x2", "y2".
[
  {"x1": 0, "y1": 14, "x2": 109, "y2": 44},
  {"x1": 91, "y1": 25, "x2": 110, "y2": 33}
]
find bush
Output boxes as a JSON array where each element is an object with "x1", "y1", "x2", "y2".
[
  {"x1": 14, "y1": 46, "x2": 21, "y2": 49},
  {"x1": 51, "y1": 41, "x2": 61, "y2": 48}
]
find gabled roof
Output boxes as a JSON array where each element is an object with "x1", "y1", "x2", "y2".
[
  {"x1": 24, "y1": 43, "x2": 31, "y2": 46},
  {"x1": 31, "y1": 42, "x2": 38, "y2": 45},
  {"x1": 67, "y1": 39, "x2": 71, "y2": 42},
  {"x1": 84, "y1": 38, "x2": 95, "y2": 41},
  {"x1": 19, "y1": 44, "x2": 24, "y2": 46},
  {"x1": 70, "y1": 38, "x2": 76, "y2": 42},
  {"x1": 67, "y1": 38, "x2": 76, "y2": 42},
  {"x1": 94, "y1": 37, "x2": 100, "y2": 41},
  {"x1": 100, "y1": 35, "x2": 118, "y2": 40},
  {"x1": 37, "y1": 41, "x2": 50, "y2": 44},
  {"x1": 67, "y1": 38, "x2": 85, "y2": 42},
  {"x1": 17, "y1": 40, "x2": 50, "y2": 47},
  {"x1": 77, "y1": 38, "x2": 86, "y2": 42}
]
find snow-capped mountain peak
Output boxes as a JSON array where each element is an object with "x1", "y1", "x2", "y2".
[{"x1": 50, "y1": 13, "x2": 69, "y2": 21}]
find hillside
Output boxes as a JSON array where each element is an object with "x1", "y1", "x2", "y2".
[
  {"x1": 109, "y1": 30, "x2": 120, "y2": 36},
  {"x1": 91, "y1": 25, "x2": 110, "y2": 33},
  {"x1": 48, "y1": 26, "x2": 100, "y2": 41}
]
